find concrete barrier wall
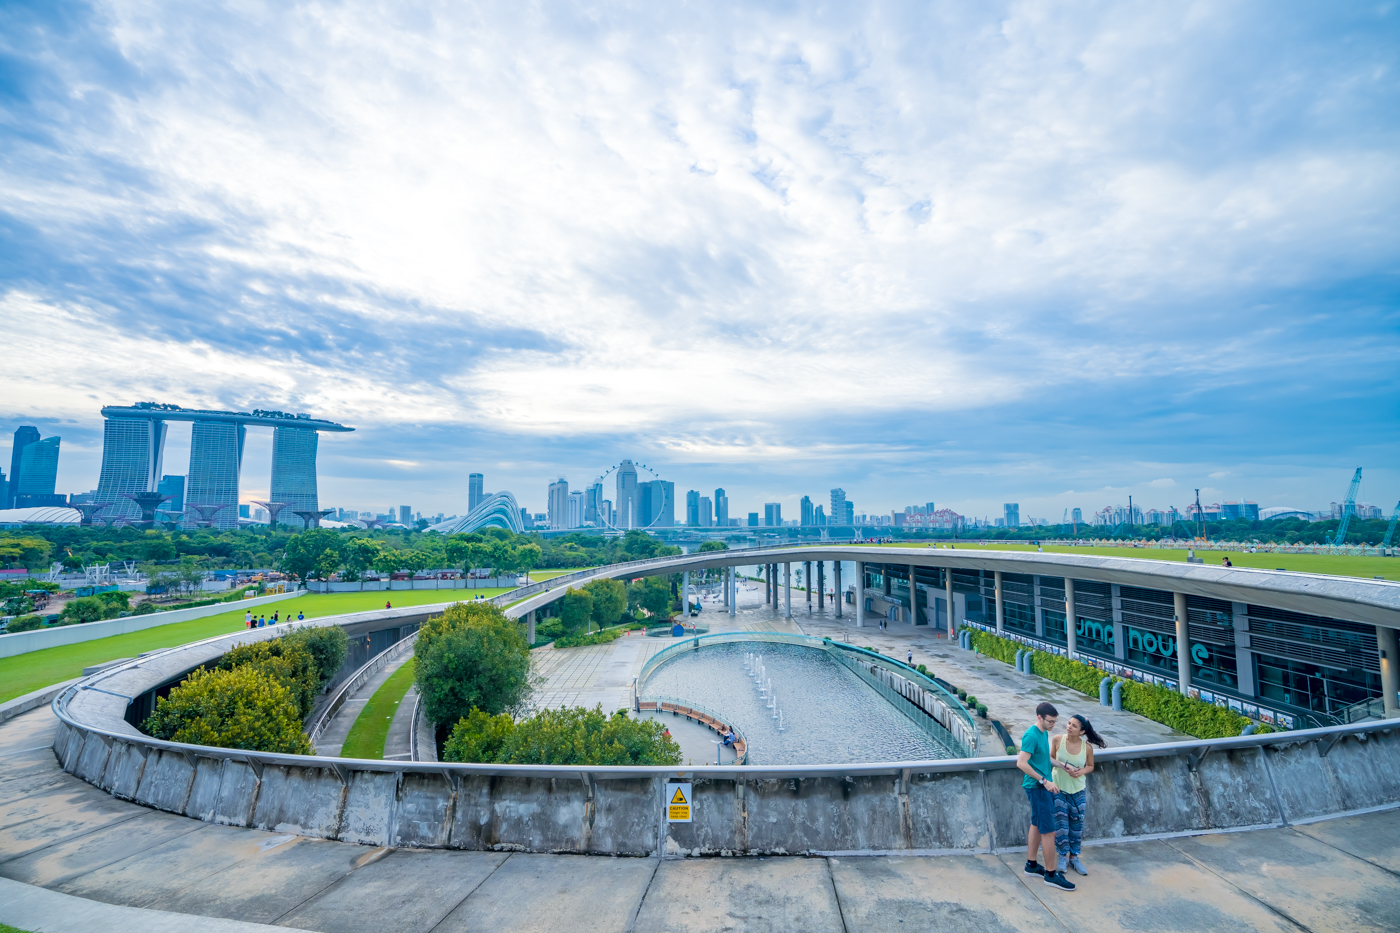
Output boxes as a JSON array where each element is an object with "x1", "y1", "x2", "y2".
[
  {"x1": 0, "y1": 589, "x2": 303, "y2": 658},
  {"x1": 52, "y1": 708, "x2": 1400, "y2": 855},
  {"x1": 307, "y1": 578, "x2": 521, "y2": 593}
]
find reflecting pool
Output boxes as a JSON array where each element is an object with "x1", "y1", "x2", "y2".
[{"x1": 641, "y1": 641, "x2": 953, "y2": 765}]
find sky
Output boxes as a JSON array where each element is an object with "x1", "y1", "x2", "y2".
[{"x1": 1, "y1": 0, "x2": 1398, "y2": 524}]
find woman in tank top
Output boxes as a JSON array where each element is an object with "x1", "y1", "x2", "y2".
[{"x1": 1051, "y1": 714, "x2": 1106, "y2": 876}]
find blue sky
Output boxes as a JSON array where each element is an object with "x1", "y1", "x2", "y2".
[{"x1": 2, "y1": 0, "x2": 1398, "y2": 522}]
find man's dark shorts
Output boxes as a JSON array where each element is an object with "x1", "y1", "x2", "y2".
[{"x1": 1025, "y1": 785, "x2": 1056, "y2": 833}]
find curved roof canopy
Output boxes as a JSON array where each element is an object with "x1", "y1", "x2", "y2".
[
  {"x1": 0, "y1": 506, "x2": 81, "y2": 525},
  {"x1": 427, "y1": 491, "x2": 524, "y2": 535}
]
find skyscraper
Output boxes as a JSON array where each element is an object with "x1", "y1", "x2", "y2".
[
  {"x1": 187, "y1": 420, "x2": 246, "y2": 530},
  {"x1": 270, "y1": 426, "x2": 320, "y2": 529},
  {"x1": 830, "y1": 488, "x2": 847, "y2": 526},
  {"x1": 615, "y1": 460, "x2": 638, "y2": 529},
  {"x1": 800, "y1": 495, "x2": 814, "y2": 526},
  {"x1": 686, "y1": 489, "x2": 700, "y2": 526},
  {"x1": 157, "y1": 475, "x2": 186, "y2": 517},
  {"x1": 399, "y1": 505, "x2": 412, "y2": 526},
  {"x1": 714, "y1": 488, "x2": 728, "y2": 526},
  {"x1": 1072, "y1": 507, "x2": 1083, "y2": 524},
  {"x1": 699, "y1": 496, "x2": 713, "y2": 527},
  {"x1": 14, "y1": 436, "x2": 61, "y2": 507},
  {"x1": 585, "y1": 481, "x2": 603, "y2": 525},
  {"x1": 568, "y1": 490, "x2": 585, "y2": 528},
  {"x1": 548, "y1": 478, "x2": 569, "y2": 529},
  {"x1": 748, "y1": 512, "x2": 759, "y2": 527},
  {"x1": 765, "y1": 502, "x2": 782, "y2": 526},
  {"x1": 638, "y1": 480, "x2": 672, "y2": 527},
  {"x1": 7, "y1": 426, "x2": 39, "y2": 510},
  {"x1": 95, "y1": 416, "x2": 168, "y2": 521},
  {"x1": 469, "y1": 473, "x2": 485, "y2": 511},
  {"x1": 1004, "y1": 503, "x2": 1020, "y2": 527}
]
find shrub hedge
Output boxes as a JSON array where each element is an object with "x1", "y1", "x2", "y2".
[
  {"x1": 143, "y1": 665, "x2": 311, "y2": 754},
  {"x1": 967, "y1": 629, "x2": 1260, "y2": 739},
  {"x1": 443, "y1": 705, "x2": 681, "y2": 766}
]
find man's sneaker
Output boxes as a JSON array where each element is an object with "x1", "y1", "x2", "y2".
[
  {"x1": 1023, "y1": 860, "x2": 1044, "y2": 876},
  {"x1": 1056, "y1": 854, "x2": 1068, "y2": 874},
  {"x1": 1068, "y1": 856, "x2": 1088, "y2": 876},
  {"x1": 1043, "y1": 871, "x2": 1076, "y2": 891}
]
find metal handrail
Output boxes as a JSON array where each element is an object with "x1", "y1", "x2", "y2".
[
  {"x1": 306, "y1": 633, "x2": 416, "y2": 746},
  {"x1": 639, "y1": 693, "x2": 748, "y2": 765}
]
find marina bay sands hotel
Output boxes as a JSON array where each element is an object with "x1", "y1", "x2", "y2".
[{"x1": 95, "y1": 402, "x2": 353, "y2": 529}]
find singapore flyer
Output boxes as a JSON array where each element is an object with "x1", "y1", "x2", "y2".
[{"x1": 591, "y1": 458, "x2": 672, "y2": 532}]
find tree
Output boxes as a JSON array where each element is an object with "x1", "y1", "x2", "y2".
[
  {"x1": 340, "y1": 537, "x2": 380, "y2": 582},
  {"x1": 635, "y1": 576, "x2": 673, "y2": 620},
  {"x1": 697, "y1": 540, "x2": 729, "y2": 552},
  {"x1": 216, "y1": 637, "x2": 322, "y2": 718},
  {"x1": 414, "y1": 602, "x2": 532, "y2": 726},
  {"x1": 0, "y1": 535, "x2": 51, "y2": 569},
  {"x1": 372, "y1": 548, "x2": 403, "y2": 578},
  {"x1": 558, "y1": 587, "x2": 594, "y2": 633},
  {"x1": 142, "y1": 665, "x2": 312, "y2": 754},
  {"x1": 280, "y1": 529, "x2": 341, "y2": 582},
  {"x1": 583, "y1": 578, "x2": 626, "y2": 628},
  {"x1": 176, "y1": 556, "x2": 208, "y2": 595},
  {"x1": 284, "y1": 625, "x2": 349, "y2": 685},
  {"x1": 444, "y1": 706, "x2": 681, "y2": 766},
  {"x1": 58, "y1": 596, "x2": 115, "y2": 626},
  {"x1": 513, "y1": 543, "x2": 542, "y2": 582}
]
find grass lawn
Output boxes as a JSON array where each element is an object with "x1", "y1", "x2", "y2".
[
  {"x1": 339, "y1": 657, "x2": 417, "y2": 759},
  {"x1": 0, "y1": 588, "x2": 516, "y2": 704},
  {"x1": 877, "y1": 541, "x2": 1397, "y2": 580}
]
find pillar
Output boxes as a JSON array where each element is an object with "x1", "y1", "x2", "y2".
[
  {"x1": 945, "y1": 567, "x2": 955, "y2": 638},
  {"x1": 817, "y1": 561, "x2": 825, "y2": 610},
  {"x1": 784, "y1": 562, "x2": 792, "y2": 618},
  {"x1": 994, "y1": 569, "x2": 1004, "y2": 635},
  {"x1": 909, "y1": 565, "x2": 919, "y2": 625},
  {"x1": 729, "y1": 566, "x2": 736, "y2": 616},
  {"x1": 1378, "y1": 624, "x2": 1400, "y2": 719},
  {"x1": 855, "y1": 561, "x2": 865, "y2": 628},
  {"x1": 683, "y1": 571, "x2": 690, "y2": 618},
  {"x1": 526, "y1": 610, "x2": 536, "y2": 645},
  {"x1": 1065, "y1": 578, "x2": 1077, "y2": 658},
  {"x1": 1174, "y1": 592, "x2": 1191, "y2": 695},
  {"x1": 834, "y1": 561, "x2": 843, "y2": 618},
  {"x1": 805, "y1": 561, "x2": 812, "y2": 603}
]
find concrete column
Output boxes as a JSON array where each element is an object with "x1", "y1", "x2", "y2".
[
  {"x1": 856, "y1": 561, "x2": 865, "y2": 628},
  {"x1": 817, "y1": 562, "x2": 825, "y2": 610},
  {"x1": 526, "y1": 610, "x2": 536, "y2": 645},
  {"x1": 683, "y1": 571, "x2": 690, "y2": 618},
  {"x1": 909, "y1": 565, "x2": 919, "y2": 625},
  {"x1": 1175, "y1": 592, "x2": 1191, "y2": 694},
  {"x1": 729, "y1": 566, "x2": 736, "y2": 616},
  {"x1": 945, "y1": 567, "x2": 955, "y2": 638},
  {"x1": 785, "y1": 562, "x2": 792, "y2": 618},
  {"x1": 834, "y1": 561, "x2": 842, "y2": 618},
  {"x1": 805, "y1": 561, "x2": 812, "y2": 603},
  {"x1": 1065, "y1": 578, "x2": 1077, "y2": 657},
  {"x1": 994, "y1": 569, "x2": 1004, "y2": 635},
  {"x1": 1378, "y1": 624, "x2": 1400, "y2": 719}
]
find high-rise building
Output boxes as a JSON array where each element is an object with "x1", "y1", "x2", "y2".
[
  {"x1": 548, "y1": 478, "x2": 569, "y2": 529},
  {"x1": 686, "y1": 489, "x2": 700, "y2": 526},
  {"x1": 748, "y1": 512, "x2": 759, "y2": 527},
  {"x1": 814, "y1": 505, "x2": 826, "y2": 525},
  {"x1": 1004, "y1": 503, "x2": 1020, "y2": 527},
  {"x1": 0, "y1": 470, "x2": 7, "y2": 511},
  {"x1": 600, "y1": 500, "x2": 613, "y2": 526},
  {"x1": 1071, "y1": 507, "x2": 1083, "y2": 524},
  {"x1": 270, "y1": 426, "x2": 321, "y2": 529},
  {"x1": 765, "y1": 502, "x2": 782, "y2": 526},
  {"x1": 830, "y1": 488, "x2": 847, "y2": 525},
  {"x1": 157, "y1": 475, "x2": 185, "y2": 517},
  {"x1": 585, "y1": 481, "x2": 603, "y2": 525},
  {"x1": 399, "y1": 505, "x2": 412, "y2": 525},
  {"x1": 468, "y1": 473, "x2": 485, "y2": 512},
  {"x1": 638, "y1": 480, "x2": 672, "y2": 527},
  {"x1": 238, "y1": 504, "x2": 251, "y2": 519},
  {"x1": 6, "y1": 426, "x2": 39, "y2": 510},
  {"x1": 615, "y1": 460, "x2": 638, "y2": 529},
  {"x1": 14, "y1": 436, "x2": 60, "y2": 506},
  {"x1": 714, "y1": 488, "x2": 728, "y2": 526},
  {"x1": 800, "y1": 495, "x2": 814, "y2": 526},
  {"x1": 568, "y1": 490, "x2": 585, "y2": 528},
  {"x1": 699, "y1": 496, "x2": 713, "y2": 527},
  {"x1": 187, "y1": 421, "x2": 245, "y2": 530}
]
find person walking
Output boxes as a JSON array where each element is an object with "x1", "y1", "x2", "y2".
[
  {"x1": 1052, "y1": 714, "x2": 1105, "y2": 876},
  {"x1": 1017, "y1": 702, "x2": 1074, "y2": 891},
  {"x1": 245, "y1": 610, "x2": 253, "y2": 629}
]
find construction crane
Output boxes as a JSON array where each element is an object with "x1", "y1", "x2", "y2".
[
  {"x1": 1382, "y1": 500, "x2": 1400, "y2": 549},
  {"x1": 1332, "y1": 467, "x2": 1363, "y2": 547}
]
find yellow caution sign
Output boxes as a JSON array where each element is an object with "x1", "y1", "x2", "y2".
[{"x1": 667, "y1": 782, "x2": 692, "y2": 823}]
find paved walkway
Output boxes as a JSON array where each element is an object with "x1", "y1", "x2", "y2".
[
  {"x1": 313, "y1": 652, "x2": 414, "y2": 758},
  {"x1": 4, "y1": 706, "x2": 1399, "y2": 932}
]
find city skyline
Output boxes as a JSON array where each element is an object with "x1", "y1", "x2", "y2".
[{"x1": 2, "y1": 4, "x2": 1397, "y2": 523}]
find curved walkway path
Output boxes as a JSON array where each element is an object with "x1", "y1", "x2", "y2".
[{"x1": 3, "y1": 705, "x2": 1399, "y2": 932}]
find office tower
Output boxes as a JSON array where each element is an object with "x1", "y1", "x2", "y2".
[
  {"x1": 926, "y1": 501, "x2": 936, "y2": 514},
  {"x1": 814, "y1": 504, "x2": 826, "y2": 525},
  {"x1": 269, "y1": 426, "x2": 320, "y2": 529},
  {"x1": 469, "y1": 473, "x2": 485, "y2": 511},
  {"x1": 548, "y1": 478, "x2": 569, "y2": 529},
  {"x1": 748, "y1": 512, "x2": 759, "y2": 527},
  {"x1": 239, "y1": 504, "x2": 251, "y2": 519},
  {"x1": 714, "y1": 488, "x2": 728, "y2": 526},
  {"x1": 600, "y1": 500, "x2": 613, "y2": 526},
  {"x1": 14, "y1": 436, "x2": 60, "y2": 506},
  {"x1": 186, "y1": 421, "x2": 245, "y2": 530},
  {"x1": 637, "y1": 480, "x2": 672, "y2": 527},
  {"x1": 830, "y1": 488, "x2": 847, "y2": 525},
  {"x1": 686, "y1": 490, "x2": 700, "y2": 526},
  {"x1": 157, "y1": 475, "x2": 186, "y2": 517},
  {"x1": 699, "y1": 496, "x2": 713, "y2": 527},
  {"x1": 585, "y1": 481, "x2": 603, "y2": 524},
  {"x1": 568, "y1": 490, "x2": 585, "y2": 528},
  {"x1": 6, "y1": 426, "x2": 39, "y2": 509},
  {"x1": 1004, "y1": 503, "x2": 1020, "y2": 527},
  {"x1": 800, "y1": 495, "x2": 814, "y2": 526},
  {"x1": 764, "y1": 503, "x2": 782, "y2": 526},
  {"x1": 615, "y1": 460, "x2": 638, "y2": 529},
  {"x1": 1071, "y1": 507, "x2": 1082, "y2": 524},
  {"x1": 0, "y1": 470, "x2": 6, "y2": 511},
  {"x1": 399, "y1": 505, "x2": 412, "y2": 525},
  {"x1": 519, "y1": 507, "x2": 532, "y2": 529}
]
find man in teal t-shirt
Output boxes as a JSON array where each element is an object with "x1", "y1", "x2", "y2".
[{"x1": 1017, "y1": 702, "x2": 1074, "y2": 891}]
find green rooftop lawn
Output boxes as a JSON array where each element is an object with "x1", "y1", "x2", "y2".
[
  {"x1": 338, "y1": 657, "x2": 417, "y2": 759},
  {"x1": 0, "y1": 587, "x2": 516, "y2": 704},
  {"x1": 877, "y1": 541, "x2": 1396, "y2": 580}
]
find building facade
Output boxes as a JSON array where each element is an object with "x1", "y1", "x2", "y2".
[
  {"x1": 469, "y1": 473, "x2": 485, "y2": 512},
  {"x1": 714, "y1": 488, "x2": 728, "y2": 526},
  {"x1": 765, "y1": 502, "x2": 782, "y2": 527},
  {"x1": 6, "y1": 426, "x2": 39, "y2": 510},
  {"x1": 14, "y1": 436, "x2": 61, "y2": 506},
  {"x1": 95, "y1": 417, "x2": 168, "y2": 521},
  {"x1": 615, "y1": 461, "x2": 638, "y2": 529},
  {"x1": 548, "y1": 478, "x2": 569, "y2": 529}
]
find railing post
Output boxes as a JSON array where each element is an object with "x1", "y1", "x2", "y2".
[
  {"x1": 1065, "y1": 578, "x2": 1077, "y2": 658},
  {"x1": 855, "y1": 561, "x2": 865, "y2": 628},
  {"x1": 1174, "y1": 592, "x2": 1191, "y2": 695}
]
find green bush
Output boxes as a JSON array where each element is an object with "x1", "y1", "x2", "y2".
[
  {"x1": 216, "y1": 638, "x2": 321, "y2": 718},
  {"x1": 536, "y1": 618, "x2": 564, "y2": 638},
  {"x1": 284, "y1": 625, "x2": 349, "y2": 686},
  {"x1": 58, "y1": 596, "x2": 119, "y2": 626},
  {"x1": 976, "y1": 704, "x2": 988, "y2": 718},
  {"x1": 142, "y1": 665, "x2": 311, "y2": 754},
  {"x1": 415, "y1": 602, "x2": 532, "y2": 725},
  {"x1": 967, "y1": 629, "x2": 1256, "y2": 739},
  {"x1": 916, "y1": 664, "x2": 928, "y2": 675},
  {"x1": 443, "y1": 705, "x2": 682, "y2": 766},
  {"x1": 133, "y1": 601, "x2": 158, "y2": 615},
  {"x1": 4, "y1": 614, "x2": 44, "y2": 632},
  {"x1": 558, "y1": 587, "x2": 593, "y2": 632},
  {"x1": 553, "y1": 625, "x2": 634, "y2": 649}
]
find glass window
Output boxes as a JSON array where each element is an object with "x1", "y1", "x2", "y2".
[
  {"x1": 1075, "y1": 616, "x2": 1115, "y2": 656},
  {"x1": 1126, "y1": 626, "x2": 1177, "y2": 673},
  {"x1": 1254, "y1": 654, "x2": 1380, "y2": 716},
  {"x1": 1004, "y1": 601, "x2": 1036, "y2": 636},
  {"x1": 1043, "y1": 609, "x2": 1067, "y2": 646}
]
